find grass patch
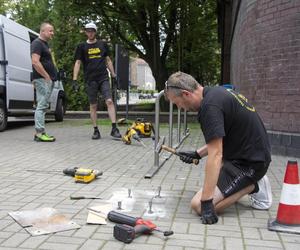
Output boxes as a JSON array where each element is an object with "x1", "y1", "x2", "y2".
[{"x1": 60, "y1": 118, "x2": 200, "y2": 131}]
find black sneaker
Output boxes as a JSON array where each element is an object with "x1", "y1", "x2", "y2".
[
  {"x1": 111, "y1": 127, "x2": 121, "y2": 138},
  {"x1": 92, "y1": 130, "x2": 101, "y2": 140}
]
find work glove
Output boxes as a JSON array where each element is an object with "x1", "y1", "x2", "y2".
[
  {"x1": 178, "y1": 150, "x2": 201, "y2": 164},
  {"x1": 111, "y1": 75, "x2": 118, "y2": 88},
  {"x1": 72, "y1": 80, "x2": 79, "y2": 92},
  {"x1": 201, "y1": 199, "x2": 218, "y2": 224}
]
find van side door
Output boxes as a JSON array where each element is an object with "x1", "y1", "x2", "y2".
[{"x1": 1, "y1": 16, "x2": 35, "y2": 113}]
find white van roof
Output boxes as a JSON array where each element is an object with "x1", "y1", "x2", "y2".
[{"x1": 0, "y1": 15, "x2": 38, "y2": 40}]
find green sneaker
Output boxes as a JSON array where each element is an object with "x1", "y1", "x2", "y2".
[
  {"x1": 44, "y1": 133, "x2": 55, "y2": 139},
  {"x1": 34, "y1": 133, "x2": 56, "y2": 142}
]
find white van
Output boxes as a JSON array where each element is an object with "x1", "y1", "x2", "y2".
[{"x1": 0, "y1": 15, "x2": 66, "y2": 132}]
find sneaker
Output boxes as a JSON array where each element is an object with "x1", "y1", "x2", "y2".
[
  {"x1": 111, "y1": 127, "x2": 121, "y2": 138},
  {"x1": 249, "y1": 175, "x2": 272, "y2": 210},
  {"x1": 92, "y1": 129, "x2": 101, "y2": 140},
  {"x1": 44, "y1": 133, "x2": 55, "y2": 139},
  {"x1": 34, "y1": 133, "x2": 56, "y2": 142}
]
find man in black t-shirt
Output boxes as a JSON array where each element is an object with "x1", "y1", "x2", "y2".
[
  {"x1": 73, "y1": 22, "x2": 121, "y2": 140},
  {"x1": 164, "y1": 72, "x2": 272, "y2": 225},
  {"x1": 31, "y1": 22, "x2": 57, "y2": 142}
]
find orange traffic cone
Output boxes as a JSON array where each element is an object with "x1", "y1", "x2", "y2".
[{"x1": 268, "y1": 160, "x2": 300, "y2": 234}]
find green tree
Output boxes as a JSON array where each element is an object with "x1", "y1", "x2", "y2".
[
  {"x1": 0, "y1": 0, "x2": 14, "y2": 16},
  {"x1": 5, "y1": 0, "x2": 220, "y2": 110},
  {"x1": 72, "y1": 0, "x2": 220, "y2": 89}
]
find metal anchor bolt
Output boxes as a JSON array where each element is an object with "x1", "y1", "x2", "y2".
[
  {"x1": 117, "y1": 201, "x2": 122, "y2": 210},
  {"x1": 148, "y1": 200, "x2": 153, "y2": 214},
  {"x1": 128, "y1": 188, "x2": 132, "y2": 198},
  {"x1": 155, "y1": 186, "x2": 162, "y2": 198}
]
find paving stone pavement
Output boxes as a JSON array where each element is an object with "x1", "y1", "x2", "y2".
[{"x1": 0, "y1": 119, "x2": 300, "y2": 250}]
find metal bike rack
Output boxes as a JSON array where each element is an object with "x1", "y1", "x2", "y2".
[{"x1": 145, "y1": 90, "x2": 190, "y2": 178}]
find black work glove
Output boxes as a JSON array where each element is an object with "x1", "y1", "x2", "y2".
[
  {"x1": 72, "y1": 80, "x2": 79, "y2": 92},
  {"x1": 201, "y1": 199, "x2": 218, "y2": 224},
  {"x1": 178, "y1": 150, "x2": 201, "y2": 164}
]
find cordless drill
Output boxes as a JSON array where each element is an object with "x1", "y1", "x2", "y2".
[
  {"x1": 63, "y1": 167, "x2": 103, "y2": 183},
  {"x1": 108, "y1": 211, "x2": 174, "y2": 243}
]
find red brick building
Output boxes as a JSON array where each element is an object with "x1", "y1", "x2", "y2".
[{"x1": 218, "y1": 0, "x2": 300, "y2": 157}]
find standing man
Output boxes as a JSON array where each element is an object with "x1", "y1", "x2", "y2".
[
  {"x1": 31, "y1": 22, "x2": 57, "y2": 142},
  {"x1": 164, "y1": 72, "x2": 272, "y2": 224},
  {"x1": 73, "y1": 22, "x2": 121, "y2": 139}
]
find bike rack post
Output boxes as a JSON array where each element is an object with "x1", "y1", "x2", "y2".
[
  {"x1": 144, "y1": 90, "x2": 190, "y2": 179},
  {"x1": 168, "y1": 101, "x2": 173, "y2": 148}
]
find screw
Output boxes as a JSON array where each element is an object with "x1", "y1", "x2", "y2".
[
  {"x1": 148, "y1": 200, "x2": 153, "y2": 214},
  {"x1": 155, "y1": 186, "x2": 162, "y2": 198},
  {"x1": 117, "y1": 201, "x2": 122, "y2": 210}
]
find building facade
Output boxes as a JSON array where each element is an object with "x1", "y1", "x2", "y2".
[{"x1": 218, "y1": 0, "x2": 300, "y2": 157}]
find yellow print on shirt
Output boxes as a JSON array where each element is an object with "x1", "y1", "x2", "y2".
[
  {"x1": 88, "y1": 48, "x2": 101, "y2": 59},
  {"x1": 226, "y1": 89, "x2": 256, "y2": 112}
]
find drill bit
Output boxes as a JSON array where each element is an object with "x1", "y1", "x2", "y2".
[{"x1": 70, "y1": 195, "x2": 102, "y2": 200}]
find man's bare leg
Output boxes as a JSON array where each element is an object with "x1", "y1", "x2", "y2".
[
  {"x1": 90, "y1": 103, "x2": 98, "y2": 127},
  {"x1": 191, "y1": 184, "x2": 255, "y2": 214},
  {"x1": 106, "y1": 98, "x2": 116, "y2": 123}
]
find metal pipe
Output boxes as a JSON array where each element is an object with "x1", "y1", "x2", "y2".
[
  {"x1": 154, "y1": 90, "x2": 164, "y2": 167},
  {"x1": 169, "y1": 101, "x2": 173, "y2": 147},
  {"x1": 177, "y1": 109, "x2": 181, "y2": 143},
  {"x1": 183, "y1": 110, "x2": 187, "y2": 136}
]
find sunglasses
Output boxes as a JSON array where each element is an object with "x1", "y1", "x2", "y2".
[{"x1": 164, "y1": 81, "x2": 188, "y2": 91}]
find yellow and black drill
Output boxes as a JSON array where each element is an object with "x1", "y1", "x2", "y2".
[{"x1": 122, "y1": 119, "x2": 154, "y2": 147}]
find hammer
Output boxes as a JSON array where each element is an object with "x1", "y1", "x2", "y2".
[{"x1": 155, "y1": 137, "x2": 199, "y2": 165}]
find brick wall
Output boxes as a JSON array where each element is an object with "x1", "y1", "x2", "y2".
[{"x1": 230, "y1": 0, "x2": 300, "y2": 156}]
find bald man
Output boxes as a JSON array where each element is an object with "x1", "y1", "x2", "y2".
[{"x1": 31, "y1": 22, "x2": 57, "y2": 142}]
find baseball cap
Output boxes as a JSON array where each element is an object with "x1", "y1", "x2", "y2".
[{"x1": 84, "y1": 22, "x2": 97, "y2": 31}]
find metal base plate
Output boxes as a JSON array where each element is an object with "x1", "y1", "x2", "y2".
[
  {"x1": 9, "y1": 207, "x2": 80, "y2": 236},
  {"x1": 268, "y1": 219, "x2": 300, "y2": 235}
]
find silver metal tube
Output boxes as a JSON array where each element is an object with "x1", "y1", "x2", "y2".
[
  {"x1": 177, "y1": 109, "x2": 181, "y2": 143},
  {"x1": 154, "y1": 90, "x2": 164, "y2": 167},
  {"x1": 169, "y1": 101, "x2": 173, "y2": 147},
  {"x1": 183, "y1": 110, "x2": 187, "y2": 136}
]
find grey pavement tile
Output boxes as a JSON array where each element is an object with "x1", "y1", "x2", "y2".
[
  {"x1": 38, "y1": 242, "x2": 79, "y2": 250},
  {"x1": 205, "y1": 235, "x2": 224, "y2": 250},
  {"x1": 19, "y1": 235, "x2": 49, "y2": 249},
  {"x1": 244, "y1": 239, "x2": 283, "y2": 248},
  {"x1": 246, "y1": 246, "x2": 283, "y2": 250},
  {"x1": 0, "y1": 233, "x2": 30, "y2": 248},
  {"x1": 78, "y1": 239, "x2": 105, "y2": 250},
  {"x1": 283, "y1": 243, "x2": 300, "y2": 250},
  {"x1": 47, "y1": 235, "x2": 86, "y2": 244},
  {"x1": 166, "y1": 238, "x2": 204, "y2": 248},
  {"x1": 123, "y1": 243, "x2": 164, "y2": 250},
  {"x1": 259, "y1": 228, "x2": 281, "y2": 241},
  {"x1": 164, "y1": 246, "x2": 184, "y2": 250},
  {"x1": 100, "y1": 241, "x2": 124, "y2": 250},
  {"x1": 242, "y1": 227, "x2": 261, "y2": 239},
  {"x1": 224, "y1": 237, "x2": 244, "y2": 250}
]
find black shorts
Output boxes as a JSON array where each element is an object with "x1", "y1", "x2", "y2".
[
  {"x1": 86, "y1": 79, "x2": 112, "y2": 104},
  {"x1": 217, "y1": 160, "x2": 269, "y2": 198}
]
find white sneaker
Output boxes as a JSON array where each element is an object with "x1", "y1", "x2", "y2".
[{"x1": 249, "y1": 175, "x2": 272, "y2": 210}]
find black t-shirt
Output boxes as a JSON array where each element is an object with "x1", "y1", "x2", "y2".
[
  {"x1": 198, "y1": 86, "x2": 271, "y2": 165},
  {"x1": 31, "y1": 38, "x2": 57, "y2": 81},
  {"x1": 74, "y1": 40, "x2": 110, "y2": 82}
]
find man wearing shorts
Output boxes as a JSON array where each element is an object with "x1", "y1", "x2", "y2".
[
  {"x1": 73, "y1": 22, "x2": 121, "y2": 139},
  {"x1": 164, "y1": 72, "x2": 272, "y2": 224}
]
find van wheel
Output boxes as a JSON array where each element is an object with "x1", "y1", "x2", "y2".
[
  {"x1": 55, "y1": 97, "x2": 64, "y2": 122},
  {"x1": 0, "y1": 99, "x2": 8, "y2": 132}
]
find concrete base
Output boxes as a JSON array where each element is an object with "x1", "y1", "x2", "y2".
[{"x1": 268, "y1": 219, "x2": 300, "y2": 235}]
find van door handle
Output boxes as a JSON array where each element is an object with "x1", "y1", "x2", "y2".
[{"x1": 0, "y1": 60, "x2": 8, "y2": 65}]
